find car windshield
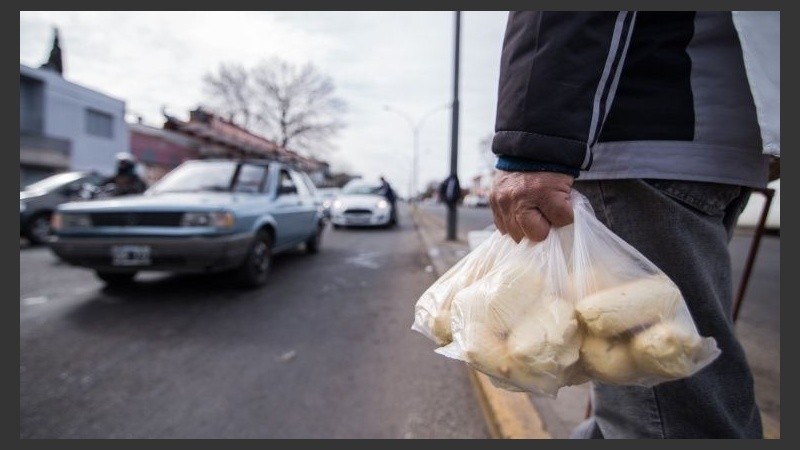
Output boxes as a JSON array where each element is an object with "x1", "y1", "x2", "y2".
[
  {"x1": 342, "y1": 182, "x2": 383, "y2": 195},
  {"x1": 23, "y1": 172, "x2": 85, "y2": 192},
  {"x1": 148, "y1": 161, "x2": 268, "y2": 194}
]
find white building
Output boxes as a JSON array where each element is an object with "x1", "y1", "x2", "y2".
[{"x1": 20, "y1": 63, "x2": 127, "y2": 188}]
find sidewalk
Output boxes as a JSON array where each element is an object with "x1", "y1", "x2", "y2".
[{"x1": 412, "y1": 206, "x2": 779, "y2": 439}]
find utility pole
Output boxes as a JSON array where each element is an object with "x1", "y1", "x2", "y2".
[{"x1": 447, "y1": 11, "x2": 461, "y2": 241}]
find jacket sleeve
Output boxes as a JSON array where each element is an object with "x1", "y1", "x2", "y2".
[{"x1": 492, "y1": 11, "x2": 637, "y2": 176}]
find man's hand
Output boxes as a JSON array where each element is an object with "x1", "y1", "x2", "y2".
[{"x1": 490, "y1": 170, "x2": 575, "y2": 242}]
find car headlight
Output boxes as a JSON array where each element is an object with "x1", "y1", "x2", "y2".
[
  {"x1": 322, "y1": 199, "x2": 332, "y2": 209},
  {"x1": 333, "y1": 200, "x2": 343, "y2": 210},
  {"x1": 182, "y1": 211, "x2": 235, "y2": 228},
  {"x1": 377, "y1": 200, "x2": 389, "y2": 209},
  {"x1": 20, "y1": 201, "x2": 26, "y2": 212},
  {"x1": 54, "y1": 213, "x2": 91, "y2": 230}
]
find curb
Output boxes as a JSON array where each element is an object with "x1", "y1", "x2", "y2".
[{"x1": 411, "y1": 206, "x2": 551, "y2": 439}]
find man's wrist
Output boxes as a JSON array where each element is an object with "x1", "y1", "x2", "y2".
[{"x1": 495, "y1": 155, "x2": 579, "y2": 178}]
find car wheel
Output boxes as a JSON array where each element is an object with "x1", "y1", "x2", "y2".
[
  {"x1": 96, "y1": 271, "x2": 137, "y2": 286},
  {"x1": 237, "y1": 230, "x2": 272, "y2": 288},
  {"x1": 305, "y1": 222, "x2": 324, "y2": 254},
  {"x1": 24, "y1": 213, "x2": 52, "y2": 245},
  {"x1": 333, "y1": 224, "x2": 341, "y2": 229}
]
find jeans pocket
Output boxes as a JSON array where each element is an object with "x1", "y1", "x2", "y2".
[{"x1": 642, "y1": 179, "x2": 743, "y2": 217}]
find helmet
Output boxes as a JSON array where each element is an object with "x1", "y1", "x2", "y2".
[
  {"x1": 115, "y1": 152, "x2": 137, "y2": 163},
  {"x1": 115, "y1": 152, "x2": 137, "y2": 174}
]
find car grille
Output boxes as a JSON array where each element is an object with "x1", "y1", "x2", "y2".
[
  {"x1": 90, "y1": 212, "x2": 184, "y2": 227},
  {"x1": 344, "y1": 209, "x2": 373, "y2": 215}
]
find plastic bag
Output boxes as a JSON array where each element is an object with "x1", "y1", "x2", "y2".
[
  {"x1": 412, "y1": 231, "x2": 515, "y2": 345},
  {"x1": 415, "y1": 190, "x2": 720, "y2": 396},
  {"x1": 567, "y1": 192, "x2": 720, "y2": 387}
]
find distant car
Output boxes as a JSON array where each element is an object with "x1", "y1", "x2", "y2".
[
  {"x1": 463, "y1": 194, "x2": 489, "y2": 208},
  {"x1": 316, "y1": 187, "x2": 341, "y2": 219},
  {"x1": 49, "y1": 160, "x2": 325, "y2": 287},
  {"x1": 330, "y1": 179, "x2": 395, "y2": 228},
  {"x1": 736, "y1": 179, "x2": 780, "y2": 230},
  {"x1": 20, "y1": 171, "x2": 105, "y2": 245}
]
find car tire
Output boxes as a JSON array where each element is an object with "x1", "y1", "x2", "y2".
[
  {"x1": 333, "y1": 224, "x2": 341, "y2": 229},
  {"x1": 24, "y1": 212, "x2": 52, "y2": 245},
  {"x1": 95, "y1": 271, "x2": 137, "y2": 286},
  {"x1": 237, "y1": 230, "x2": 273, "y2": 288},
  {"x1": 305, "y1": 222, "x2": 324, "y2": 254}
]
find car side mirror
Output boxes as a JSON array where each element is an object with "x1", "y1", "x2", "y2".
[{"x1": 277, "y1": 185, "x2": 297, "y2": 196}]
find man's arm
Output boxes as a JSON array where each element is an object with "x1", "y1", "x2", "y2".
[
  {"x1": 490, "y1": 12, "x2": 637, "y2": 241},
  {"x1": 493, "y1": 11, "x2": 637, "y2": 174}
]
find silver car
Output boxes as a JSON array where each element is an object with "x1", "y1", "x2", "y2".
[{"x1": 49, "y1": 160, "x2": 324, "y2": 287}]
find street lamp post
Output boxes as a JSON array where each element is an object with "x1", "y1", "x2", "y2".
[
  {"x1": 384, "y1": 104, "x2": 450, "y2": 203},
  {"x1": 447, "y1": 11, "x2": 462, "y2": 241}
]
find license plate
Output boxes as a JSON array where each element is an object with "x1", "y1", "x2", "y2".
[
  {"x1": 110, "y1": 245, "x2": 152, "y2": 266},
  {"x1": 347, "y1": 216, "x2": 370, "y2": 224}
]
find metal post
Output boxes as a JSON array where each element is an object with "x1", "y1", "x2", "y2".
[
  {"x1": 732, "y1": 187, "x2": 775, "y2": 322},
  {"x1": 446, "y1": 11, "x2": 461, "y2": 241},
  {"x1": 412, "y1": 126, "x2": 420, "y2": 204}
]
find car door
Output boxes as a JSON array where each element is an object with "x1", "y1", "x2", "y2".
[
  {"x1": 290, "y1": 170, "x2": 320, "y2": 239},
  {"x1": 271, "y1": 168, "x2": 307, "y2": 248}
]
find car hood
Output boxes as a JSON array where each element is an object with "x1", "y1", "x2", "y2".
[
  {"x1": 58, "y1": 192, "x2": 259, "y2": 212},
  {"x1": 20, "y1": 190, "x2": 46, "y2": 200},
  {"x1": 336, "y1": 194, "x2": 386, "y2": 209}
]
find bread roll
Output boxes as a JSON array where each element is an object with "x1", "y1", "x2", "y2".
[
  {"x1": 580, "y1": 334, "x2": 640, "y2": 384},
  {"x1": 630, "y1": 321, "x2": 715, "y2": 379},
  {"x1": 576, "y1": 275, "x2": 681, "y2": 337}
]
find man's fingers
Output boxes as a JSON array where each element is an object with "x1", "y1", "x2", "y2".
[
  {"x1": 514, "y1": 208, "x2": 551, "y2": 242},
  {"x1": 490, "y1": 194, "x2": 509, "y2": 235},
  {"x1": 538, "y1": 193, "x2": 574, "y2": 228}
]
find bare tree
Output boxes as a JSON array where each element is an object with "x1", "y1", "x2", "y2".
[
  {"x1": 202, "y1": 63, "x2": 253, "y2": 129},
  {"x1": 251, "y1": 58, "x2": 345, "y2": 154}
]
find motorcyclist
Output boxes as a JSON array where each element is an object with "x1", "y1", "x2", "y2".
[{"x1": 99, "y1": 152, "x2": 147, "y2": 196}]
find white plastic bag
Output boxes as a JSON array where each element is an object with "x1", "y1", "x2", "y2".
[
  {"x1": 412, "y1": 231, "x2": 515, "y2": 345},
  {"x1": 435, "y1": 225, "x2": 584, "y2": 396},
  {"x1": 415, "y1": 190, "x2": 720, "y2": 396},
  {"x1": 567, "y1": 192, "x2": 720, "y2": 387}
]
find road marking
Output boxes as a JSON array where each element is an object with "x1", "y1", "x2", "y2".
[{"x1": 22, "y1": 296, "x2": 48, "y2": 306}]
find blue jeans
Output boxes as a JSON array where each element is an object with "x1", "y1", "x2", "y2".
[{"x1": 570, "y1": 179, "x2": 763, "y2": 439}]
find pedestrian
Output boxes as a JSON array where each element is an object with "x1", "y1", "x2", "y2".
[
  {"x1": 99, "y1": 152, "x2": 148, "y2": 196},
  {"x1": 439, "y1": 174, "x2": 461, "y2": 206},
  {"x1": 379, "y1": 175, "x2": 398, "y2": 224},
  {"x1": 489, "y1": 11, "x2": 778, "y2": 438}
]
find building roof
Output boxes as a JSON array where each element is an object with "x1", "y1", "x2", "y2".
[{"x1": 163, "y1": 108, "x2": 328, "y2": 172}]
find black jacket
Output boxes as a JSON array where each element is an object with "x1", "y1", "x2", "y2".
[{"x1": 492, "y1": 11, "x2": 770, "y2": 187}]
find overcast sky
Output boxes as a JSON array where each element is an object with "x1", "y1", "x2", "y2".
[{"x1": 20, "y1": 11, "x2": 508, "y2": 195}]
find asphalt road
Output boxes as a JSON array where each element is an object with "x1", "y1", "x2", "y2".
[{"x1": 20, "y1": 205, "x2": 488, "y2": 438}]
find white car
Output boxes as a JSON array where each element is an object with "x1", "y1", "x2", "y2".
[
  {"x1": 736, "y1": 179, "x2": 780, "y2": 230},
  {"x1": 463, "y1": 194, "x2": 490, "y2": 208},
  {"x1": 331, "y1": 179, "x2": 396, "y2": 228}
]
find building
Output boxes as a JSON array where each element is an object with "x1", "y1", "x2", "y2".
[
  {"x1": 20, "y1": 32, "x2": 127, "y2": 188},
  {"x1": 164, "y1": 108, "x2": 331, "y2": 184},
  {"x1": 129, "y1": 121, "x2": 199, "y2": 185}
]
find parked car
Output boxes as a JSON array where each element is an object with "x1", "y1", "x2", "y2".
[
  {"x1": 463, "y1": 194, "x2": 489, "y2": 208},
  {"x1": 20, "y1": 171, "x2": 105, "y2": 245},
  {"x1": 316, "y1": 187, "x2": 341, "y2": 219},
  {"x1": 49, "y1": 160, "x2": 325, "y2": 287},
  {"x1": 330, "y1": 179, "x2": 395, "y2": 228},
  {"x1": 736, "y1": 179, "x2": 780, "y2": 231}
]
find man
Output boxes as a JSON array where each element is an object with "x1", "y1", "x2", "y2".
[
  {"x1": 489, "y1": 11, "x2": 777, "y2": 438},
  {"x1": 379, "y1": 175, "x2": 398, "y2": 224},
  {"x1": 100, "y1": 152, "x2": 148, "y2": 197}
]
